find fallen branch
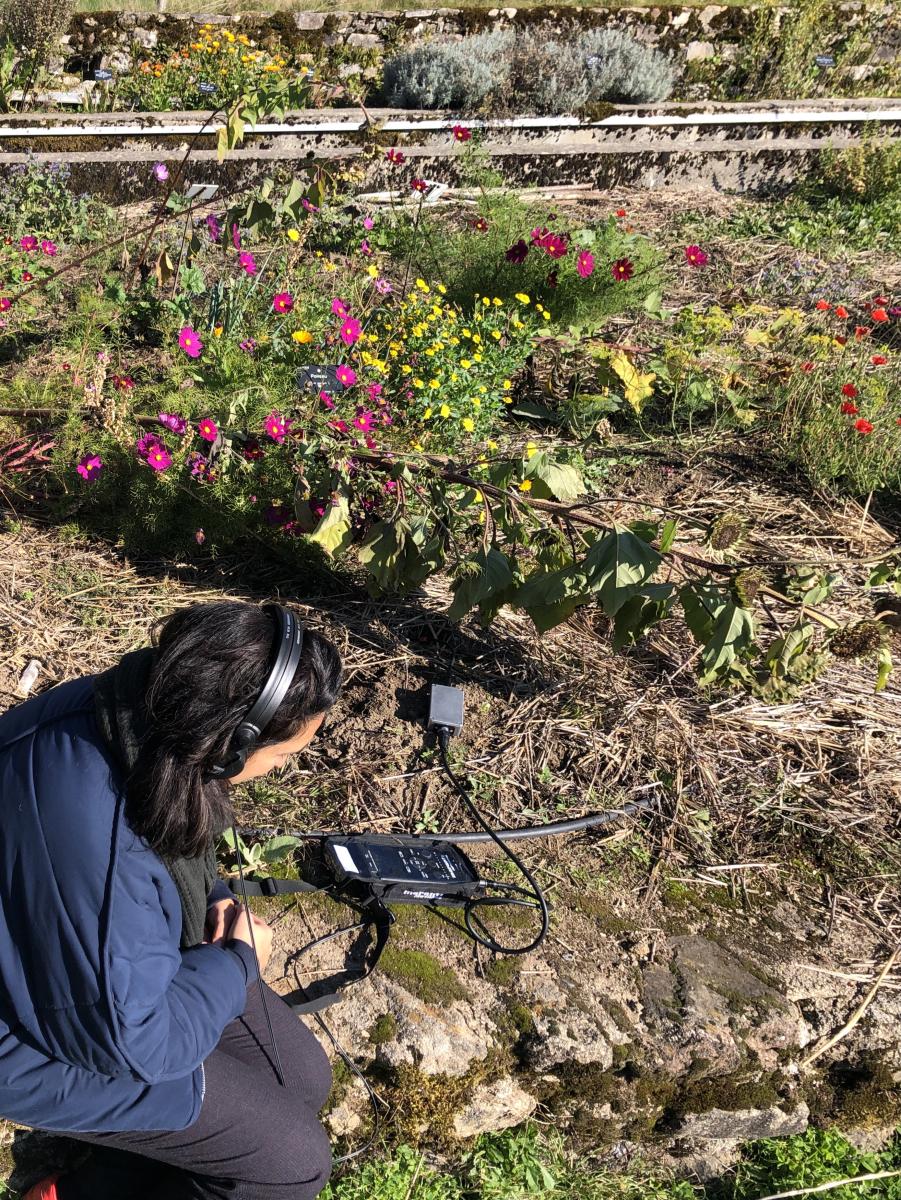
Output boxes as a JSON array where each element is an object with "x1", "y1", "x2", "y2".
[{"x1": 751, "y1": 1169, "x2": 901, "y2": 1200}]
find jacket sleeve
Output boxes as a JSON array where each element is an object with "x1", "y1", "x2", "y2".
[{"x1": 101, "y1": 844, "x2": 259, "y2": 1085}]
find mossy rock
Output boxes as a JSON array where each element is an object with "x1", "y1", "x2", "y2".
[
  {"x1": 378, "y1": 946, "x2": 470, "y2": 1006},
  {"x1": 368, "y1": 1012, "x2": 398, "y2": 1046},
  {"x1": 483, "y1": 955, "x2": 522, "y2": 988}
]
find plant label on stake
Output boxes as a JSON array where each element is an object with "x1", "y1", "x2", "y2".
[
  {"x1": 185, "y1": 183, "x2": 220, "y2": 202},
  {"x1": 815, "y1": 54, "x2": 835, "y2": 67},
  {"x1": 297, "y1": 365, "x2": 342, "y2": 393},
  {"x1": 93, "y1": 68, "x2": 113, "y2": 81},
  {"x1": 199, "y1": 81, "x2": 217, "y2": 96}
]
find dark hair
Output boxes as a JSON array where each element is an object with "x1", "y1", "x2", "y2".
[{"x1": 126, "y1": 601, "x2": 342, "y2": 859}]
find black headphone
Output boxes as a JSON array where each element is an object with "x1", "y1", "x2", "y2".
[{"x1": 206, "y1": 604, "x2": 305, "y2": 781}]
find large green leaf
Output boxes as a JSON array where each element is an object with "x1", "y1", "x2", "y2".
[
  {"x1": 523, "y1": 451, "x2": 585, "y2": 503},
  {"x1": 611, "y1": 583, "x2": 675, "y2": 651},
  {"x1": 875, "y1": 646, "x2": 893, "y2": 693},
  {"x1": 698, "y1": 601, "x2": 756, "y2": 685},
  {"x1": 680, "y1": 581, "x2": 729, "y2": 644},
  {"x1": 513, "y1": 566, "x2": 591, "y2": 632},
  {"x1": 308, "y1": 495, "x2": 352, "y2": 558},
  {"x1": 448, "y1": 549, "x2": 514, "y2": 621},
  {"x1": 359, "y1": 520, "x2": 406, "y2": 589},
  {"x1": 584, "y1": 525, "x2": 662, "y2": 616}
]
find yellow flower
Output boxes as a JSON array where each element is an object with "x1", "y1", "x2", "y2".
[
  {"x1": 525, "y1": 441, "x2": 538, "y2": 459},
  {"x1": 437, "y1": 283, "x2": 447, "y2": 295},
  {"x1": 462, "y1": 328, "x2": 472, "y2": 339},
  {"x1": 429, "y1": 379, "x2": 440, "y2": 389},
  {"x1": 487, "y1": 440, "x2": 498, "y2": 451},
  {"x1": 366, "y1": 265, "x2": 379, "y2": 278},
  {"x1": 491, "y1": 330, "x2": 501, "y2": 340},
  {"x1": 512, "y1": 318, "x2": 524, "y2": 330},
  {"x1": 424, "y1": 407, "x2": 433, "y2": 419},
  {"x1": 416, "y1": 279, "x2": 430, "y2": 294},
  {"x1": 413, "y1": 378, "x2": 425, "y2": 388},
  {"x1": 292, "y1": 330, "x2": 313, "y2": 344},
  {"x1": 518, "y1": 480, "x2": 533, "y2": 492},
  {"x1": 412, "y1": 441, "x2": 424, "y2": 452},
  {"x1": 462, "y1": 417, "x2": 475, "y2": 432},
  {"x1": 449, "y1": 336, "x2": 460, "y2": 346},
  {"x1": 472, "y1": 397, "x2": 481, "y2": 408},
  {"x1": 460, "y1": 359, "x2": 472, "y2": 369},
  {"x1": 401, "y1": 364, "x2": 412, "y2": 375},
  {"x1": 472, "y1": 334, "x2": 482, "y2": 345},
  {"x1": 482, "y1": 297, "x2": 490, "y2": 307},
  {"x1": 503, "y1": 380, "x2": 512, "y2": 390},
  {"x1": 473, "y1": 353, "x2": 483, "y2": 363},
  {"x1": 287, "y1": 228, "x2": 300, "y2": 242},
  {"x1": 493, "y1": 297, "x2": 502, "y2": 307},
  {"x1": 213, "y1": 325, "x2": 223, "y2": 338}
]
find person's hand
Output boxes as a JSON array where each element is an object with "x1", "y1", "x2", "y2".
[
  {"x1": 226, "y1": 907, "x2": 275, "y2": 974},
  {"x1": 204, "y1": 898, "x2": 238, "y2": 945}
]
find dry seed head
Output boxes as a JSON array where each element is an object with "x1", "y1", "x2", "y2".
[
  {"x1": 707, "y1": 512, "x2": 747, "y2": 552},
  {"x1": 829, "y1": 620, "x2": 886, "y2": 659},
  {"x1": 731, "y1": 567, "x2": 768, "y2": 608}
]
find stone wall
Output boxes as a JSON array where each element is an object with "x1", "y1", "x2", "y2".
[{"x1": 62, "y1": 3, "x2": 899, "y2": 97}]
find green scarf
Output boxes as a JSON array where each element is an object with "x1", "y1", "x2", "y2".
[{"x1": 93, "y1": 647, "x2": 219, "y2": 950}]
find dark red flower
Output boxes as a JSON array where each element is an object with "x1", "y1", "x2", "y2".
[
  {"x1": 546, "y1": 270, "x2": 558, "y2": 288},
  {"x1": 21, "y1": 271, "x2": 33, "y2": 282},
  {"x1": 470, "y1": 216, "x2": 489, "y2": 233},
  {"x1": 800, "y1": 361, "x2": 815, "y2": 372},
  {"x1": 506, "y1": 239, "x2": 529, "y2": 264},
  {"x1": 841, "y1": 383, "x2": 858, "y2": 398},
  {"x1": 835, "y1": 336, "x2": 848, "y2": 346},
  {"x1": 386, "y1": 148, "x2": 406, "y2": 165},
  {"x1": 855, "y1": 325, "x2": 871, "y2": 339},
  {"x1": 451, "y1": 124, "x2": 471, "y2": 142},
  {"x1": 841, "y1": 401, "x2": 859, "y2": 414},
  {"x1": 410, "y1": 178, "x2": 428, "y2": 193},
  {"x1": 871, "y1": 354, "x2": 888, "y2": 366},
  {"x1": 611, "y1": 257, "x2": 634, "y2": 282}
]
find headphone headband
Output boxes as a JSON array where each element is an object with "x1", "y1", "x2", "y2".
[{"x1": 207, "y1": 604, "x2": 305, "y2": 780}]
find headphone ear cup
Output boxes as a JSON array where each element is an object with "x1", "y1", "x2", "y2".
[{"x1": 210, "y1": 747, "x2": 247, "y2": 780}]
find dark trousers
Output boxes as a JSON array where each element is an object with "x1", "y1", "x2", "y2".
[{"x1": 56, "y1": 984, "x2": 334, "y2": 1200}]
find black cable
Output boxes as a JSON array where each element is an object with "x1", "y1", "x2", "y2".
[
  {"x1": 435, "y1": 730, "x2": 550, "y2": 955},
  {"x1": 230, "y1": 824, "x2": 286, "y2": 1088}
]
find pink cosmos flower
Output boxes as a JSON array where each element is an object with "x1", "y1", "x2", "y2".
[
  {"x1": 179, "y1": 327, "x2": 203, "y2": 358},
  {"x1": 320, "y1": 390, "x2": 335, "y2": 410},
  {"x1": 374, "y1": 278, "x2": 392, "y2": 295},
  {"x1": 273, "y1": 292, "x2": 294, "y2": 314},
  {"x1": 506, "y1": 240, "x2": 529, "y2": 264},
  {"x1": 240, "y1": 338, "x2": 257, "y2": 353},
  {"x1": 0, "y1": 298, "x2": 11, "y2": 312},
  {"x1": 367, "y1": 383, "x2": 383, "y2": 402},
  {"x1": 545, "y1": 234, "x2": 568, "y2": 260},
  {"x1": 136, "y1": 433, "x2": 163, "y2": 459},
  {"x1": 206, "y1": 214, "x2": 221, "y2": 243},
  {"x1": 76, "y1": 453, "x2": 102, "y2": 481},
  {"x1": 360, "y1": 240, "x2": 372, "y2": 256},
  {"x1": 353, "y1": 409, "x2": 375, "y2": 433},
  {"x1": 329, "y1": 419, "x2": 350, "y2": 434},
  {"x1": 189, "y1": 452, "x2": 213, "y2": 481},
  {"x1": 153, "y1": 162, "x2": 169, "y2": 183},
  {"x1": 147, "y1": 446, "x2": 173, "y2": 472},
  {"x1": 363, "y1": 216, "x2": 375, "y2": 230},
  {"x1": 340, "y1": 317, "x2": 362, "y2": 346},
  {"x1": 41, "y1": 239, "x2": 57, "y2": 257},
  {"x1": 264, "y1": 411, "x2": 289, "y2": 443},
  {"x1": 331, "y1": 298, "x2": 350, "y2": 318},
  {"x1": 336, "y1": 365, "x2": 357, "y2": 388},
  {"x1": 20, "y1": 236, "x2": 37, "y2": 252},
  {"x1": 577, "y1": 251, "x2": 595, "y2": 279},
  {"x1": 239, "y1": 252, "x2": 257, "y2": 276},
  {"x1": 198, "y1": 418, "x2": 218, "y2": 442},
  {"x1": 452, "y1": 124, "x2": 472, "y2": 142},
  {"x1": 231, "y1": 223, "x2": 241, "y2": 249},
  {"x1": 386, "y1": 148, "x2": 406, "y2": 165},
  {"x1": 684, "y1": 245, "x2": 709, "y2": 267},
  {"x1": 158, "y1": 412, "x2": 188, "y2": 435}
]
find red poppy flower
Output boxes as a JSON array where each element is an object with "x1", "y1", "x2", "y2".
[
  {"x1": 871, "y1": 354, "x2": 888, "y2": 366},
  {"x1": 872, "y1": 308, "x2": 889, "y2": 322},
  {"x1": 835, "y1": 336, "x2": 848, "y2": 346},
  {"x1": 855, "y1": 326, "x2": 871, "y2": 339},
  {"x1": 841, "y1": 383, "x2": 858, "y2": 398},
  {"x1": 616, "y1": 208, "x2": 627, "y2": 218},
  {"x1": 841, "y1": 401, "x2": 859, "y2": 414},
  {"x1": 854, "y1": 418, "x2": 873, "y2": 434},
  {"x1": 611, "y1": 257, "x2": 634, "y2": 282},
  {"x1": 834, "y1": 305, "x2": 849, "y2": 319},
  {"x1": 815, "y1": 299, "x2": 831, "y2": 311},
  {"x1": 800, "y1": 361, "x2": 815, "y2": 372}
]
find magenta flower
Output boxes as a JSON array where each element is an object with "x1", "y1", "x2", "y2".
[
  {"x1": 189, "y1": 452, "x2": 213, "y2": 481},
  {"x1": 76, "y1": 453, "x2": 102, "y2": 481},
  {"x1": 153, "y1": 162, "x2": 169, "y2": 183},
  {"x1": 353, "y1": 409, "x2": 375, "y2": 433},
  {"x1": 239, "y1": 252, "x2": 257, "y2": 276},
  {"x1": 684, "y1": 245, "x2": 709, "y2": 268},
  {"x1": 231, "y1": 223, "x2": 241, "y2": 249},
  {"x1": 386, "y1": 148, "x2": 406, "y2": 165},
  {"x1": 363, "y1": 216, "x2": 375, "y2": 231},
  {"x1": 340, "y1": 317, "x2": 362, "y2": 346},
  {"x1": 360, "y1": 240, "x2": 372, "y2": 256},
  {"x1": 452, "y1": 124, "x2": 472, "y2": 142},
  {"x1": 41, "y1": 239, "x2": 58, "y2": 257},
  {"x1": 0, "y1": 298, "x2": 11, "y2": 312},
  {"x1": 20, "y1": 236, "x2": 37, "y2": 252},
  {"x1": 147, "y1": 446, "x2": 173, "y2": 472},
  {"x1": 239, "y1": 338, "x2": 257, "y2": 354},
  {"x1": 545, "y1": 234, "x2": 568, "y2": 260},
  {"x1": 179, "y1": 327, "x2": 203, "y2": 358},
  {"x1": 158, "y1": 412, "x2": 187, "y2": 435},
  {"x1": 506, "y1": 239, "x2": 529, "y2": 264},
  {"x1": 329, "y1": 419, "x2": 350, "y2": 434},
  {"x1": 367, "y1": 383, "x2": 383, "y2": 402},
  {"x1": 264, "y1": 410, "x2": 289, "y2": 443},
  {"x1": 136, "y1": 432, "x2": 164, "y2": 458},
  {"x1": 272, "y1": 292, "x2": 294, "y2": 314},
  {"x1": 374, "y1": 278, "x2": 392, "y2": 295},
  {"x1": 320, "y1": 390, "x2": 336, "y2": 410},
  {"x1": 206, "y1": 214, "x2": 221, "y2": 243},
  {"x1": 198, "y1": 418, "x2": 218, "y2": 442},
  {"x1": 531, "y1": 227, "x2": 549, "y2": 246},
  {"x1": 302, "y1": 198, "x2": 319, "y2": 214},
  {"x1": 577, "y1": 251, "x2": 595, "y2": 279},
  {"x1": 331, "y1": 298, "x2": 350, "y2": 318},
  {"x1": 336, "y1": 365, "x2": 357, "y2": 388}
]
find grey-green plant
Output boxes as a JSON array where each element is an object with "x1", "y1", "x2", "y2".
[{"x1": 382, "y1": 30, "x2": 515, "y2": 111}]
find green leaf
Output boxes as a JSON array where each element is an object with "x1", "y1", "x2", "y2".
[
  {"x1": 875, "y1": 646, "x2": 893, "y2": 693},
  {"x1": 281, "y1": 176, "x2": 306, "y2": 218},
  {"x1": 261, "y1": 835, "x2": 302, "y2": 863},
  {"x1": 448, "y1": 549, "x2": 514, "y2": 621},
  {"x1": 514, "y1": 566, "x2": 591, "y2": 632},
  {"x1": 659, "y1": 518, "x2": 678, "y2": 553},
  {"x1": 359, "y1": 520, "x2": 405, "y2": 589},
  {"x1": 629, "y1": 519, "x2": 659, "y2": 545},
  {"x1": 680, "y1": 581, "x2": 728, "y2": 644},
  {"x1": 698, "y1": 601, "x2": 756, "y2": 685},
  {"x1": 522, "y1": 451, "x2": 585, "y2": 503},
  {"x1": 643, "y1": 289, "x2": 663, "y2": 316},
  {"x1": 308, "y1": 495, "x2": 352, "y2": 558},
  {"x1": 216, "y1": 125, "x2": 229, "y2": 163},
  {"x1": 612, "y1": 583, "x2": 675, "y2": 651},
  {"x1": 584, "y1": 525, "x2": 662, "y2": 617},
  {"x1": 764, "y1": 622, "x2": 814, "y2": 679}
]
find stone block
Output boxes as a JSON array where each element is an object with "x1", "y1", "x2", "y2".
[
  {"x1": 293, "y1": 11, "x2": 327, "y2": 30},
  {"x1": 453, "y1": 1077, "x2": 538, "y2": 1138},
  {"x1": 685, "y1": 40, "x2": 717, "y2": 61}
]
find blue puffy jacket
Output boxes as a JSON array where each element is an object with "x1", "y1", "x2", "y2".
[{"x1": 0, "y1": 674, "x2": 257, "y2": 1133}]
